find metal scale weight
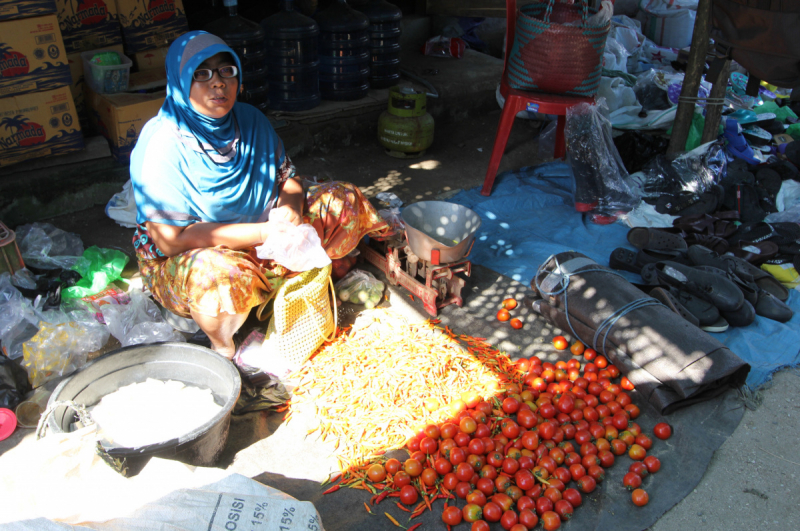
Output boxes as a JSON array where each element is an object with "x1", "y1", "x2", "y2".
[{"x1": 358, "y1": 201, "x2": 481, "y2": 317}]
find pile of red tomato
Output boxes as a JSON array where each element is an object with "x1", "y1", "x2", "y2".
[{"x1": 361, "y1": 339, "x2": 673, "y2": 530}]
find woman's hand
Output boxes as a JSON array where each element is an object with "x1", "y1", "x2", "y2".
[
  {"x1": 269, "y1": 204, "x2": 303, "y2": 226},
  {"x1": 274, "y1": 176, "x2": 305, "y2": 226}
]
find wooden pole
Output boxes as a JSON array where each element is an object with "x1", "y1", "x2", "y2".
[
  {"x1": 666, "y1": 0, "x2": 712, "y2": 156},
  {"x1": 701, "y1": 58, "x2": 730, "y2": 144}
]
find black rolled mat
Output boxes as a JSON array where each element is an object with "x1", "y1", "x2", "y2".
[{"x1": 531, "y1": 251, "x2": 750, "y2": 415}]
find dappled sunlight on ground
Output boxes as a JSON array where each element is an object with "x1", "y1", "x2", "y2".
[
  {"x1": 358, "y1": 170, "x2": 407, "y2": 197},
  {"x1": 407, "y1": 159, "x2": 441, "y2": 170}
]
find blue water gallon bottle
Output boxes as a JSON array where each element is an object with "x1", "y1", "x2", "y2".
[
  {"x1": 358, "y1": 0, "x2": 402, "y2": 89},
  {"x1": 314, "y1": 0, "x2": 370, "y2": 101},
  {"x1": 206, "y1": 0, "x2": 269, "y2": 112},
  {"x1": 262, "y1": 0, "x2": 321, "y2": 111}
]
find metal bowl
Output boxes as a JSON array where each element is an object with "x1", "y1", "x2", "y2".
[{"x1": 401, "y1": 201, "x2": 481, "y2": 263}]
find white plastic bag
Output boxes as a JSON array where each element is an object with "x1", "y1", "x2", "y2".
[
  {"x1": 769, "y1": 180, "x2": 800, "y2": 219},
  {"x1": 2, "y1": 274, "x2": 100, "y2": 361},
  {"x1": 603, "y1": 37, "x2": 630, "y2": 72},
  {"x1": 610, "y1": 16, "x2": 646, "y2": 73},
  {"x1": 0, "y1": 273, "x2": 39, "y2": 359},
  {"x1": 15, "y1": 222, "x2": 84, "y2": 271},
  {"x1": 378, "y1": 207, "x2": 405, "y2": 234},
  {"x1": 637, "y1": 0, "x2": 696, "y2": 49},
  {"x1": 105, "y1": 179, "x2": 138, "y2": 229},
  {"x1": 255, "y1": 220, "x2": 331, "y2": 272},
  {"x1": 598, "y1": 77, "x2": 643, "y2": 125},
  {"x1": 334, "y1": 269, "x2": 384, "y2": 309},
  {"x1": 100, "y1": 289, "x2": 185, "y2": 347}
]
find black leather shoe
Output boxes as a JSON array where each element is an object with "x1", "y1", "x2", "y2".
[
  {"x1": 610, "y1": 247, "x2": 689, "y2": 275},
  {"x1": 754, "y1": 288, "x2": 794, "y2": 322},
  {"x1": 687, "y1": 244, "x2": 789, "y2": 301},
  {"x1": 721, "y1": 299, "x2": 756, "y2": 327},
  {"x1": 663, "y1": 286, "x2": 720, "y2": 326},
  {"x1": 694, "y1": 265, "x2": 758, "y2": 307},
  {"x1": 649, "y1": 287, "x2": 700, "y2": 327},
  {"x1": 652, "y1": 261, "x2": 744, "y2": 312}
]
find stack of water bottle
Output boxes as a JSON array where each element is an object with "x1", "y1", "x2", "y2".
[{"x1": 206, "y1": 0, "x2": 403, "y2": 111}]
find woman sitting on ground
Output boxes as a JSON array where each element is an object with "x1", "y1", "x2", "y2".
[{"x1": 130, "y1": 31, "x2": 389, "y2": 358}]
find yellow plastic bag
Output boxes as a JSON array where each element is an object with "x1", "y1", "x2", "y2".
[
  {"x1": 262, "y1": 264, "x2": 336, "y2": 368},
  {"x1": 761, "y1": 263, "x2": 800, "y2": 290}
]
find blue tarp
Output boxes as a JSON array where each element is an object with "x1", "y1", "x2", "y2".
[{"x1": 448, "y1": 161, "x2": 800, "y2": 389}]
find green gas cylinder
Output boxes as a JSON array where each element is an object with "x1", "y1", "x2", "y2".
[{"x1": 377, "y1": 86, "x2": 434, "y2": 158}]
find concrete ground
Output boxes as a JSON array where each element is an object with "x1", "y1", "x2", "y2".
[{"x1": 2, "y1": 107, "x2": 799, "y2": 529}]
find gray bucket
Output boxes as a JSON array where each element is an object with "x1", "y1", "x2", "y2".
[{"x1": 46, "y1": 342, "x2": 241, "y2": 477}]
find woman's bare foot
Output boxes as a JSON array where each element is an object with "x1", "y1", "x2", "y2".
[{"x1": 190, "y1": 309, "x2": 249, "y2": 360}]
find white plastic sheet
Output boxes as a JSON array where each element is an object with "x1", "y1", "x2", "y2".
[{"x1": 0, "y1": 425, "x2": 324, "y2": 530}]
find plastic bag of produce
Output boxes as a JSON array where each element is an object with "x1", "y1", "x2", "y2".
[{"x1": 334, "y1": 269, "x2": 384, "y2": 309}]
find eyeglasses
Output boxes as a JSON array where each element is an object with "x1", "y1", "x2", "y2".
[{"x1": 192, "y1": 65, "x2": 238, "y2": 82}]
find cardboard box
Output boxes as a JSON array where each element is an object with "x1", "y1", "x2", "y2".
[
  {"x1": 0, "y1": 86, "x2": 84, "y2": 167},
  {"x1": 85, "y1": 68, "x2": 165, "y2": 164},
  {"x1": 56, "y1": 0, "x2": 122, "y2": 54},
  {"x1": 67, "y1": 44, "x2": 123, "y2": 133},
  {"x1": 0, "y1": 15, "x2": 72, "y2": 98},
  {"x1": 0, "y1": 0, "x2": 56, "y2": 22},
  {"x1": 132, "y1": 46, "x2": 168, "y2": 71},
  {"x1": 115, "y1": 0, "x2": 188, "y2": 54}
]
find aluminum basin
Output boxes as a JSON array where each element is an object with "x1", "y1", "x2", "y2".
[{"x1": 401, "y1": 201, "x2": 481, "y2": 263}]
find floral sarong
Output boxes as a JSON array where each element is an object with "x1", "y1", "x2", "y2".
[{"x1": 134, "y1": 181, "x2": 390, "y2": 318}]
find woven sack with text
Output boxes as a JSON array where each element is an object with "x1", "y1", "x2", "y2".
[
  {"x1": 264, "y1": 263, "x2": 336, "y2": 367},
  {"x1": 507, "y1": 0, "x2": 610, "y2": 97}
]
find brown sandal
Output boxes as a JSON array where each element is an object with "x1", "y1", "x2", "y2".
[
  {"x1": 673, "y1": 211, "x2": 739, "y2": 238},
  {"x1": 730, "y1": 240, "x2": 779, "y2": 265}
]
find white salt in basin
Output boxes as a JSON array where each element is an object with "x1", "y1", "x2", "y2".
[{"x1": 89, "y1": 378, "x2": 223, "y2": 449}]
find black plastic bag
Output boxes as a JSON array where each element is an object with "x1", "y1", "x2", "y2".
[
  {"x1": 613, "y1": 131, "x2": 670, "y2": 174},
  {"x1": 234, "y1": 377, "x2": 291, "y2": 415},
  {"x1": 1, "y1": 355, "x2": 32, "y2": 410}
]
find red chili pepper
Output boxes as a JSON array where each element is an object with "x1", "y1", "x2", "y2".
[
  {"x1": 322, "y1": 484, "x2": 340, "y2": 495},
  {"x1": 408, "y1": 524, "x2": 422, "y2": 531},
  {"x1": 374, "y1": 491, "x2": 390, "y2": 505},
  {"x1": 396, "y1": 502, "x2": 411, "y2": 512}
]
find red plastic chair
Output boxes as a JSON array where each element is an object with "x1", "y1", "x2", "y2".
[{"x1": 480, "y1": 0, "x2": 595, "y2": 196}]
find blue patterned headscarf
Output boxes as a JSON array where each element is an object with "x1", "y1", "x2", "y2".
[{"x1": 131, "y1": 31, "x2": 285, "y2": 227}]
